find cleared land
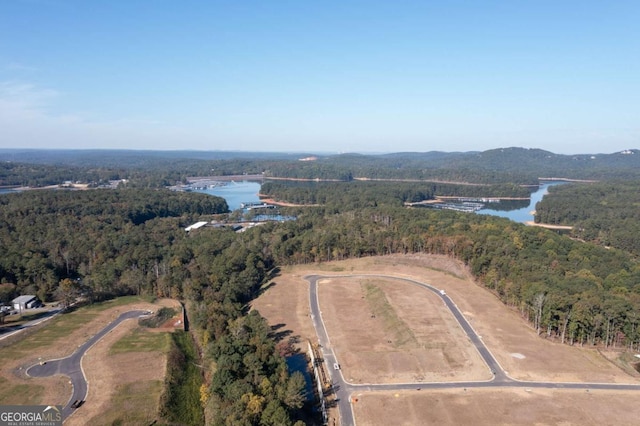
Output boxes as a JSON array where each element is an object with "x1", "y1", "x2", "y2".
[
  {"x1": 254, "y1": 254, "x2": 640, "y2": 426},
  {"x1": 353, "y1": 388, "x2": 640, "y2": 426},
  {"x1": 0, "y1": 296, "x2": 181, "y2": 425},
  {"x1": 66, "y1": 319, "x2": 172, "y2": 426},
  {"x1": 251, "y1": 273, "x2": 316, "y2": 349},
  {"x1": 318, "y1": 276, "x2": 490, "y2": 383}
]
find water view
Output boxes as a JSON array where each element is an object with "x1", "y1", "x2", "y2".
[
  {"x1": 194, "y1": 181, "x2": 261, "y2": 211},
  {"x1": 476, "y1": 181, "x2": 566, "y2": 223},
  {"x1": 196, "y1": 180, "x2": 566, "y2": 225}
]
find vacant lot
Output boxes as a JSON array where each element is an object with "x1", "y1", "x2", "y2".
[
  {"x1": 251, "y1": 272, "x2": 316, "y2": 350},
  {"x1": 66, "y1": 316, "x2": 174, "y2": 426},
  {"x1": 254, "y1": 254, "x2": 640, "y2": 425},
  {"x1": 353, "y1": 388, "x2": 640, "y2": 426},
  {"x1": 0, "y1": 296, "x2": 180, "y2": 425},
  {"x1": 318, "y1": 276, "x2": 489, "y2": 383}
]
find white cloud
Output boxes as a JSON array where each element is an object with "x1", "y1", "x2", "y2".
[
  {"x1": 0, "y1": 80, "x2": 202, "y2": 149},
  {"x1": 0, "y1": 80, "x2": 59, "y2": 110}
]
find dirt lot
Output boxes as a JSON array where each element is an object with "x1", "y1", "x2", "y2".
[
  {"x1": 0, "y1": 296, "x2": 179, "y2": 423},
  {"x1": 318, "y1": 276, "x2": 490, "y2": 383},
  {"x1": 353, "y1": 388, "x2": 640, "y2": 426},
  {"x1": 251, "y1": 272, "x2": 316, "y2": 350},
  {"x1": 253, "y1": 254, "x2": 640, "y2": 425}
]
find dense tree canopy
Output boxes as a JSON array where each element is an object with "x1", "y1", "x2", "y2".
[
  {"x1": 261, "y1": 180, "x2": 531, "y2": 209},
  {"x1": 535, "y1": 181, "x2": 640, "y2": 256},
  {"x1": 4, "y1": 148, "x2": 640, "y2": 190},
  {"x1": 0, "y1": 189, "x2": 227, "y2": 302}
]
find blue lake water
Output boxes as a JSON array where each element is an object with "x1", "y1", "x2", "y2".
[
  {"x1": 195, "y1": 179, "x2": 565, "y2": 224},
  {"x1": 194, "y1": 181, "x2": 261, "y2": 211},
  {"x1": 476, "y1": 182, "x2": 566, "y2": 223}
]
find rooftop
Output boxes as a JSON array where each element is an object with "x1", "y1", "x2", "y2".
[{"x1": 12, "y1": 295, "x2": 38, "y2": 304}]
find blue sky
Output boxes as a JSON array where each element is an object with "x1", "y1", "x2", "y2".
[{"x1": 0, "y1": 1, "x2": 638, "y2": 154}]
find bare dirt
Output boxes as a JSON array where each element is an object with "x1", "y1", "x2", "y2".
[
  {"x1": 318, "y1": 276, "x2": 490, "y2": 383},
  {"x1": 253, "y1": 254, "x2": 640, "y2": 426},
  {"x1": 251, "y1": 272, "x2": 316, "y2": 350},
  {"x1": 524, "y1": 220, "x2": 573, "y2": 230},
  {"x1": 353, "y1": 388, "x2": 640, "y2": 426},
  {"x1": 259, "y1": 197, "x2": 320, "y2": 207}
]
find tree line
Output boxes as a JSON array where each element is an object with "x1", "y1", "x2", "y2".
[
  {"x1": 535, "y1": 181, "x2": 640, "y2": 256},
  {"x1": 261, "y1": 180, "x2": 532, "y2": 209},
  {"x1": 5, "y1": 148, "x2": 640, "y2": 191},
  {"x1": 0, "y1": 189, "x2": 227, "y2": 302}
]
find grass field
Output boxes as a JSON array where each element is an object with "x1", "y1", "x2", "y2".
[
  {"x1": 86, "y1": 381, "x2": 163, "y2": 426},
  {"x1": 65, "y1": 298, "x2": 181, "y2": 426},
  {"x1": 0, "y1": 376, "x2": 44, "y2": 405},
  {"x1": 0, "y1": 296, "x2": 181, "y2": 425},
  {"x1": 109, "y1": 328, "x2": 171, "y2": 354}
]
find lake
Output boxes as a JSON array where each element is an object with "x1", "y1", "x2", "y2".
[
  {"x1": 193, "y1": 181, "x2": 261, "y2": 211},
  {"x1": 476, "y1": 182, "x2": 566, "y2": 223},
  {"x1": 194, "y1": 179, "x2": 565, "y2": 224}
]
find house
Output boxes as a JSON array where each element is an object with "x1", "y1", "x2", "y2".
[{"x1": 12, "y1": 295, "x2": 42, "y2": 311}]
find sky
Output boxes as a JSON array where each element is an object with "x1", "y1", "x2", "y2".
[{"x1": 0, "y1": 1, "x2": 638, "y2": 154}]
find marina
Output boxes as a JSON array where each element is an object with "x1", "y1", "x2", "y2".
[
  {"x1": 424, "y1": 201, "x2": 485, "y2": 213},
  {"x1": 185, "y1": 178, "x2": 567, "y2": 225},
  {"x1": 409, "y1": 181, "x2": 567, "y2": 223}
]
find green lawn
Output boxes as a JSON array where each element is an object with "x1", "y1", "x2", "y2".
[{"x1": 81, "y1": 295, "x2": 156, "y2": 312}]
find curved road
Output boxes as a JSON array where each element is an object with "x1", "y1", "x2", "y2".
[
  {"x1": 305, "y1": 274, "x2": 640, "y2": 426},
  {"x1": 27, "y1": 310, "x2": 149, "y2": 421}
]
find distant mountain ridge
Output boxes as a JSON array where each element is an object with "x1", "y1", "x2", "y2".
[{"x1": 1, "y1": 147, "x2": 638, "y2": 184}]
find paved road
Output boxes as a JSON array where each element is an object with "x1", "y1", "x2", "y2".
[
  {"x1": 305, "y1": 274, "x2": 640, "y2": 426},
  {"x1": 0, "y1": 308, "x2": 62, "y2": 341},
  {"x1": 307, "y1": 275, "x2": 353, "y2": 425},
  {"x1": 27, "y1": 310, "x2": 149, "y2": 421}
]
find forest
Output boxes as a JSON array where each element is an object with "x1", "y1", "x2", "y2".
[
  {"x1": 260, "y1": 180, "x2": 532, "y2": 209},
  {"x1": 0, "y1": 188, "x2": 309, "y2": 425},
  {"x1": 1, "y1": 149, "x2": 640, "y2": 424},
  {"x1": 535, "y1": 180, "x2": 640, "y2": 256},
  {"x1": 3, "y1": 147, "x2": 640, "y2": 189}
]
